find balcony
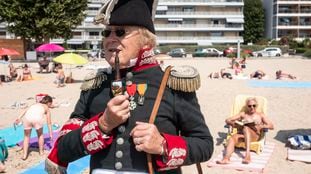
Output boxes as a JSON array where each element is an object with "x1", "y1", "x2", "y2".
[
  {"x1": 156, "y1": 36, "x2": 243, "y2": 45},
  {"x1": 155, "y1": 23, "x2": 243, "y2": 31},
  {"x1": 276, "y1": 0, "x2": 311, "y2": 5},
  {"x1": 85, "y1": 10, "x2": 98, "y2": 16},
  {"x1": 87, "y1": 0, "x2": 104, "y2": 3},
  {"x1": 85, "y1": 35, "x2": 102, "y2": 40},
  {"x1": 156, "y1": 11, "x2": 243, "y2": 19},
  {"x1": 78, "y1": 22, "x2": 104, "y2": 29},
  {"x1": 158, "y1": 0, "x2": 244, "y2": 6}
]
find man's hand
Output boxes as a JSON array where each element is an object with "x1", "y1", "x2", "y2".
[
  {"x1": 130, "y1": 122, "x2": 164, "y2": 155},
  {"x1": 99, "y1": 94, "x2": 130, "y2": 133}
]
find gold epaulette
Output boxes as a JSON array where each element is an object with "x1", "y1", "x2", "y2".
[
  {"x1": 167, "y1": 65, "x2": 201, "y2": 92},
  {"x1": 80, "y1": 69, "x2": 109, "y2": 91}
]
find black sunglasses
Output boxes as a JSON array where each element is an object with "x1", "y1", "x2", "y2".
[
  {"x1": 102, "y1": 29, "x2": 126, "y2": 37},
  {"x1": 248, "y1": 104, "x2": 257, "y2": 108}
]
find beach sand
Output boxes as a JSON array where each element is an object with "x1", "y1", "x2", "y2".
[{"x1": 1, "y1": 57, "x2": 311, "y2": 173}]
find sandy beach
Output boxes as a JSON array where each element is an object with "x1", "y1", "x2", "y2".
[{"x1": 1, "y1": 56, "x2": 311, "y2": 174}]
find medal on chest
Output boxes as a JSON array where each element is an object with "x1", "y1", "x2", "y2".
[
  {"x1": 126, "y1": 83, "x2": 137, "y2": 110},
  {"x1": 137, "y1": 83, "x2": 147, "y2": 105}
]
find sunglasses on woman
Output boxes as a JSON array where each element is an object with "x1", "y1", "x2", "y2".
[
  {"x1": 248, "y1": 104, "x2": 257, "y2": 108},
  {"x1": 102, "y1": 29, "x2": 126, "y2": 37}
]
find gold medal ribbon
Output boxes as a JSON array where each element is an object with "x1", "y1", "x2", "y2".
[{"x1": 137, "y1": 83, "x2": 147, "y2": 96}]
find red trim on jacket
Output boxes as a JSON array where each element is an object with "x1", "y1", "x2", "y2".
[
  {"x1": 155, "y1": 133, "x2": 187, "y2": 171},
  {"x1": 81, "y1": 114, "x2": 114, "y2": 154},
  {"x1": 47, "y1": 118, "x2": 84, "y2": 168},
  {"x1": 133, "y1": 48, "x2": 158, "y2": 72}
]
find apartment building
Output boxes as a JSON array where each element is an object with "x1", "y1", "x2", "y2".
[
  {"x1": 51, "y1": 0, "x2": 105, "y2": 50},
  {"x1": 0, "y1": 0, "x2": 245, "y2": 47},
  {"x1": 155, "y1": 0, "x2": 244, "y2": 45},
  {"x1": 263, "y1": 0, "x2": 311, "y2": 41}
]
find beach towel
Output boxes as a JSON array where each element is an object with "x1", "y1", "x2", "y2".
[
  {"x1": 20, "y1": 155, "x2": 90, "y2": 174},
  {"x1": 17, "y1": 131, "x2": 59, "y2": 150},
  {"x1": 287, "y1": 148, "x2": 311, "y2": 163},
  {"x1": 249, "y1": 81, "x2": 311, "y2": 88},
  {"x1": 287, "y1": 135, "x2": 311, "y2": 150},
  {"x1": 0, "y1": 124, "x2": 59, "y2": 147},
  {"x1": 0, "y1": 137, "x2": 8, "y2": 162},
  {"x1": 207, "y1": 142, "x2": 275, "y2": 173}
]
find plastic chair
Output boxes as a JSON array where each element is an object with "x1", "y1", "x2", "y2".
[{"x1": 224, "y1": 94, "x2": 268, "y2": 154}]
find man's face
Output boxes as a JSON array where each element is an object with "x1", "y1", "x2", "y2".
[{"x1": 103, "y1": 26, "x2": 142, "y2": 69}]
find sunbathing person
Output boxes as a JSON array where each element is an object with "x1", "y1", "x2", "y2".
[
  {"x1": 38, "y1": 56, "x2": 50, "y2": 73},
  {"x1": 208, "y1": 72, "x2": 220, "y2": 79},
  {"x1": 209, "y1": 68, "x2": 232, "y2": 79},
  {"x1": 16, "y1": 64, "x2": 33, "y2": 82},
  {"x1": 250, "y1": 70, "x2": 266, "y2": 79},
  {"x1": 276, "y1": 70, "x2": 296, "y2": 80},
  {"x1": 217, "y1": 97, "x2": 274, "y2": 164},
  {"x1": 220, "y1": 68, "x2": 233, "y2": 80}
]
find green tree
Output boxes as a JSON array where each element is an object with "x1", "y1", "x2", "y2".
[
  {"x1": 0, "y1": 0, "x2": 87, "y2": 43},
  {"x1": 243, "y1": 0, "x2": 265, "y2": 44}
]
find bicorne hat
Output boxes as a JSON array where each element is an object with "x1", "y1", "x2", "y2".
[{"x1": 94, "y1": 0, "x2": 158, "y2": 34}]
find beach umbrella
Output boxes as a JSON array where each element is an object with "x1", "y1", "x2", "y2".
[
  {"x1": 0, "y1": 48, "x2": 20, "y2": 56},
  {"x1": 53, "y1": 53, "x2": 88, "y2": 65},
  {"x1": 35, "y1": 43, "x2": 65, "y2": 53},
  {"x1": 53, "y1": 53, "x2": 88, "y2": 82}
]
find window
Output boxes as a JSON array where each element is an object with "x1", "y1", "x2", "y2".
[
  {"x1": 89, "y1": 32, "x2": 100, "y2": 36},
  {"x1": 72, "y1": 32, "x2": 82, "y2": 36},
  {"x1": 183, "y1": 7, "x2": 194, "y2": 12},
  {"x1": 88, "y1": 7, "x2": 99, "y2": 11},
  {"x1": 213, "y1": 20, "x2": 219, "y2": 25},
  {"x1": 210, "y1": 32, "x2": 223, "y2": 37}
]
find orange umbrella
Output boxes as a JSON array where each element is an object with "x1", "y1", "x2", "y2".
[{"x1": 0, "y1": 48, "x2": 20, "y2": 56}]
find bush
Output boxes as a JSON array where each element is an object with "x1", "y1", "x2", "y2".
[
  {"x1": 296, "y1": 48, "x2": 307, "y2": 54},
  {"x1": 270, "y1": 40, "x2": 279, "y2": 46},
  {"x1": 255, "y1": 38, "x2": 269, "y2": 45},
  {"x1": 303, "y1": 49, "x2": 311, "y2": 59}
]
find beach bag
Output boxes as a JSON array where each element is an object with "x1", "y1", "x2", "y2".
[
  {"x1": 287, "y1": 135, "x2": 311, "y2": 150},
  {"x1": 0, "y1": 137, "x2": 8, "y2": 162}
]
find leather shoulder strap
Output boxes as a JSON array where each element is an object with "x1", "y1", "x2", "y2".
[{"x1": 148, "y1": 66, "x2": 172, "y2": 124}]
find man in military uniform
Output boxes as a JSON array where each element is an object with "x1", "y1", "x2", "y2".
[{"x1": 45, "y1": 0, "x2": 214, "y2": 173}]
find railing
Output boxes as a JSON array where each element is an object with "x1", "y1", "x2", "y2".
[
  {"x1": 157, "y1": 36, "x2": 243, "y2": 40},
  {"x1": 85, "y1": 10, "x2": 98, "y2": 16},
  {"x1": 155, "y1": 23, "x2": 243, "y2": 28},
  {"x1": 300, "y1": 9, "x2": 311, "y2": 13},
  {"x1": 87, "y1": 0, "x2": 104, "y2": 3},
  {"x1": 278, "y1": 22, "x2": 299, "y2": 26},
  {"x1": 159, "y1": 0, "x2": 243, "y2": 2},
  {"x1": 85, "y1": 36, "x2": 102, "y2": 40},
  {"x1": 163, "y1": 11, "x2": 242, "y2": 15},
  {"x1": 278, "y1": 10, "x2": 299, "y2": 13}
]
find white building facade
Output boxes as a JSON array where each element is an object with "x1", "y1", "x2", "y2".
[
  {"x1": 263, "y1": 0, "x2": 311, "y2": 41},
  {"x1": 0, "y1": 0, "x2": 245, "y2": 47},
  {"x1": 155, "y1": 0, "x2": 244, "y2": 45}
]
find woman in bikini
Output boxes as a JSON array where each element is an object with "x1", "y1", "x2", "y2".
[
  {"x1": 217, "y1": 97, "x2": 274, "y2": 164},
  {"x1": 14, "y1": 95, "x2": 53, "y2": 160},
  {"x1": 17, "y1": 64, "x2": 33, "y2": 82}
]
